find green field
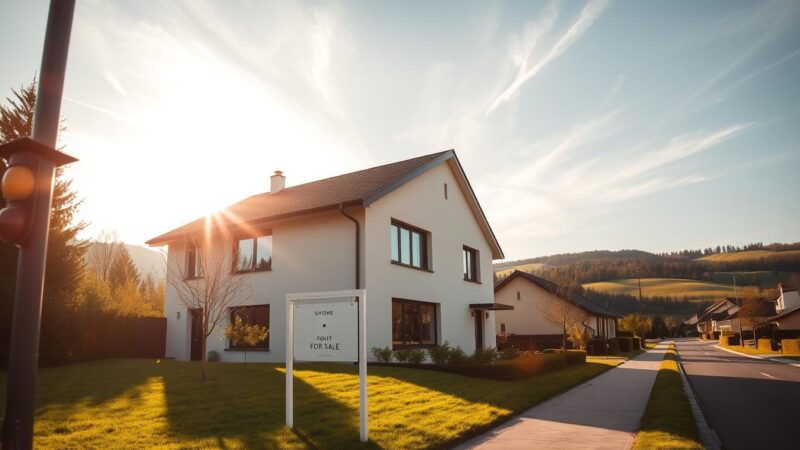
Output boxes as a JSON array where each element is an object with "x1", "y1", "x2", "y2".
[
  {"x1": 494, "y1": 262, "x2": 547, "y2": 278},
  {"x1": 583, "y1": 278, "x2": 737, "y2": 300},
  {"x1": 699, "y1": 250, "x2": 800, "y2": 262},
  {"x1": 0, "y1": 358, "x2": 621, "y2": 449}
]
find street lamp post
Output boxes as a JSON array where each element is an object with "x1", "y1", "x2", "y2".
[{"x1": 0, "y1": 1, "x2": 77, "y2": 449}]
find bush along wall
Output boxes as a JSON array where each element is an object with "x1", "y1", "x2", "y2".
[
  {"x1": 757, "y1": 338, "x2": 774, "y2": 351},
  {"x1": 781, "y1": 339, "x2": 800, "y2": 355}
]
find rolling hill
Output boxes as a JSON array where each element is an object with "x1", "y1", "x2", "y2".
[
  {"x1": 582, "y1": 278, "x2": 738, "y2": 300},
  {"x1": 699, "y1": 250, "x2": 800, "y2": 262}
]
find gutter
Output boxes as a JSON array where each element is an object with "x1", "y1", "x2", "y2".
[{"x1": 339, "y1": 204, "x2": 360, "y2": 289}]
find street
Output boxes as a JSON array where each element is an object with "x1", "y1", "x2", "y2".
[{"x1": 676, "y1": 339, "x2": 800, "y2": 450}]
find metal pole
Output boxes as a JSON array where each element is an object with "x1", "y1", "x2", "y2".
[
  {"x1": 2, "y1": 2, "x2": 75, "y2": 449},
  {"x1": 359, "y1": 291, "x2": 368, "y2": 443},
  {"x1": 285, "y1": 298, "x2": 294, "y2": 429},
  {"x1": 733, "y1": 273, "x2": 744, "y2": 347}
]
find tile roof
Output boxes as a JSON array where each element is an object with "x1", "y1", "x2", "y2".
[
  {"x1": 495, "y1": 270, "x2": 621, "y2": 318},
  {"x1": 147, "y1": 150, "x2": 503, "y2": 258}
]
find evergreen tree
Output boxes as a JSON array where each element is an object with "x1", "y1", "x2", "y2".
[
  {"x1": 108, "y1": 245, "x2": 139, "y2": 290},
  {"x1": 0, "y1": 81, "x2": 88, "y2": 366}
]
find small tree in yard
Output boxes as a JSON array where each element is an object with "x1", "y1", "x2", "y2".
[
  {"x1": 619, "y1": 314, "x2": 651, "y2": 338},
  {"x1": 225, "y1": 315, "x2": 268, "y2": 367},
  {"x1": 166, "y1": 229, "x2": 250, "y2": 382},
  {"x1": 567, "y1": 323, "x2": 592, "y2": 350},
  {"x1": 539, "y1": 279, "x2": 583, "y2": 351},
  {"x1": 738, "y1": 288, "x2": 773, "y2": 347}
]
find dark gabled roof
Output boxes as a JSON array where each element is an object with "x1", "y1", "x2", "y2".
[
  {"x1": 495, "y1": 270, "x2": 621, "y2": 318},
  {"x1": 770, "y1": 305, "x2": 800, "y2": 322},
  {"x1": 695, "y1": 298, "x2": 738, "y2": 323},
  {"x1": 146, "y1": 150, "x2": 504, "y2": 258}
]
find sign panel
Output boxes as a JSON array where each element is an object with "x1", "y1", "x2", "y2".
[{"x1": 293, "y1": 298, "x2": 358, "y2": 362}]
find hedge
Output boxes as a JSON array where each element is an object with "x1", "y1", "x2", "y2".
[
  {"x1": 612, "y1": 337, "x2": 633, "y2": 353},
  {"x1": 781, "y1": 339, "x2": 800, "y2": 355},
  {"x1": 720, "y1": 335, "x2": 740, "y2": 346},
  {"x1": 632, "y1": 338, "x2": 642, "y2": 350},
  {"x1": 566, "y1": 350, "x2": 586, "y2": 365},
  {"x1": 608, "y1": 338, "x2": 621, "y2": 355},
  {"x1": 371, "y1": 352, "x2": 569, "y2": 381},
  {"x1": 757, "y1": 339, "x2": 774, "y2": 351}
]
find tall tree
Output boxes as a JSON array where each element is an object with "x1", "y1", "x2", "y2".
[
  {"x1": 87, "y1": 230, "x2": 123, "y2": 283},
  {"x1": 738, "y1": 288, "x2": 773, "y2": 346},
  {"x1": 0, "y1": 81, "x2": 87, "y2": 365},
  {"x1": 108, "y1": 245, "x2": 139, "y2": 290}
]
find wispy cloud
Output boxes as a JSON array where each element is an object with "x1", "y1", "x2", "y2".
[{"x1": 486, "y1": 0, "x2": 611, "y2": 115}]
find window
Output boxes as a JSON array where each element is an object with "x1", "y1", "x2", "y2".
[
  {"x1": 500, "y1": 323, "x2": 506, "y2": 333},
  {"x1": 390, "y1": 220, "x2": 429, "y2": 270},
  {"x1": 392, "y1": 298, "x2": 437, "y2": 347},
  {"x1": 228, "y1": 305, "x2": 270, "y2": 349},
  {"x1": 463, "y1": 246, "x2": 479, "y2": 282},
  {"x1": 186, "y1": 242, "x2": 202, "y2": 279},
  {"x1": 444, "y1": 183, "x2": 448, "y2": 200},
  {"x1": 234, "y1": 234, "x2": 273, "y2": 272},
  {"x1": 516, "y1": 291, "x2": 521, "y2": 301}
]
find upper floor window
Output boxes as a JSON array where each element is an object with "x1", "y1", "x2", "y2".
[
  {"x1": 390, "y1": 220, "x2": 429, "y2": 270},
  {"x1": 463, "y1": 246, "x2": 479, "y2": 282},
  {"x1": 186, "y1": 242, "x2": 202, "y2": 279},
  {"x1": 234, "y1": 234, "x2": 273, "y2": 273}
]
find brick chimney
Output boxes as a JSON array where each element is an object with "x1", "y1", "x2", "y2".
[{"x1": 270, "y1": 170, "x2": 285, "y2": 193}]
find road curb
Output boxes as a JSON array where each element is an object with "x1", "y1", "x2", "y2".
[
  {"x1": 714, "y1": 345, "x2": 800, "y2": 367},
  {"x1": 676, "y1": 349, "x2": 722, "y2": 450}
]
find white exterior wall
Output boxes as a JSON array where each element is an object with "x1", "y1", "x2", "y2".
[
  {"x1": 494, "y1": 276, "x2": 615, "y2": 338},
  {"x1": 164, "y1": 210, "x2": 363, "y2": 362},
  {"x1": 363, "y1": 162, "x2": 497, "y2": 355},
  {"x1": 777, "y1": 290, "x2": 800, "y2": 312},
  {"x1": 163, "y1": 160, "x2": 499, "y2": 361}
]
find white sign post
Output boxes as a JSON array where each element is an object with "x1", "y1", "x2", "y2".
[{"x1": 286, "y1": 289, "x2": 367, "y2": 442}]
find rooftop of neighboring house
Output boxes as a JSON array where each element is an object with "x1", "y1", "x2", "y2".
[
  {"x1": 495, "y1": 270, "x2": 621, "y2": 318},
  {"x1": 146, "y1": 149, "x2": 503, "y2": 258}
]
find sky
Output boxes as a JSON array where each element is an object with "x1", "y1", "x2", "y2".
[{"x1": 1, "y1": 0, "x2": 799, "y2": 260}]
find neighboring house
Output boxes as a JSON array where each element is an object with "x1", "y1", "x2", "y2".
[
  {"x1": 147, "y1": 150, "x2": 508, "y2": 362},
  {"x1": 685, "y1": 298, "x2": 741, "y2": 334},
  {"x1": 493, "y1": 270, "x2": 620, "y2": 350},
  {"x1": 774, "y1": 283, "x2": 800, "y2": 313}
]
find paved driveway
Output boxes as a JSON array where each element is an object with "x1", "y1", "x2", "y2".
[{"x1": 676, "y1": 339, "x2": 800, "y2": 450}]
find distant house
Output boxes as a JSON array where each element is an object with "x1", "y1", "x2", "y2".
[
  {"x1": 147, "y1": 150, "x2": 508, "y2": 362},
  {"x1": 685, "y1": 298, "x2": 739, "y2": 334},
  {"x1": 493, "y1": 270, "x2": 620, "y2": 350},
  {"x1": 769, "y1": 284, "x2": 800, "y2": 336}
]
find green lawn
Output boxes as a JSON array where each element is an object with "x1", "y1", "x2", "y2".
[
  {"x1": 0, "y1": 357, "x2": 621, "y2": 449},
  {"x1": 633, "y1": 344, "x2": 702, "y2": 450}
]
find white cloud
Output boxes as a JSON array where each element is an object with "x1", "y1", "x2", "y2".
[{"x1": 486, "y1": 0, "x2": 611, "y2": 115}]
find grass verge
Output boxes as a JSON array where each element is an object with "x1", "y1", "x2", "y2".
[
  {"x1": 0, "y1": 357, "x2": 620, "y2": 449},
  {"x1": 633, "y1": 344, "x2": 702, "y2": 450}
]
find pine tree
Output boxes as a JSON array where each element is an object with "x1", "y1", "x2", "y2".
[
  {"x1": 108, "y1": 245, "x2": 139, "y2": 290},
  {"x1": 0, "y1": 81, "x2": 88, "y2": 365}
]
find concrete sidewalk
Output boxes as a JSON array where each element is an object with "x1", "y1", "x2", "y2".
[{"x1": 454, "y1": 342, "x2": 669, "y2": 450}]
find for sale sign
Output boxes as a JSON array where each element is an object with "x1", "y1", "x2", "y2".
[{"x1": 292, "y1": 299, "x2": 358, "y2": 362}]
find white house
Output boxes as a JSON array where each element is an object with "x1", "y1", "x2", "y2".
[
  {"x1": 493, "y1": 270, "x2": 619, "y2": 350},
  {"x1": 774, "y1": 283, "x2": 799, "y2": 313},
  {"x1": 147, "y1": 150, "x2": 508, "y2": 362}
]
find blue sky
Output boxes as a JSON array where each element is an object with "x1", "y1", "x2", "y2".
[{"x1": 1, "y1": 0, "x2": 798, "y2": 260}]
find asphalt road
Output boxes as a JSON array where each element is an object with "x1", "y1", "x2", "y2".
[{"x1": 676, "y1": 339, "x2": 800, "y2": 450}]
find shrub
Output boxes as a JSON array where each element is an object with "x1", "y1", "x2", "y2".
[
  {"x1": 427, "y1": 341, "x2": 451, "y2": 364},
  {"x1": 499, "y1": 347, "x2": 521, "y2": 360},
  {"x1": 407, "y1": 349, "x2": 426, "y2": 364},
  {"x1": 565, "y1": 350, "x2": 586, "y2": 365},
  {"x1": 447, "y1": 346, "x2": 469, "y2": 365},
  {"x1": 207, "y1": 350, "x2": 219, "y2": 362},
  {"x1": 371, "y1": 346, "x2": 392, "y2": 363},
  {"x1": 632, "y1": 338, "x2": 642, "y2": 351},
  {"x1": 471, "y1": 347, "x2": 497, "y2": 364},
  {"x1": 758, "y1": 339, "x2": 774, "y2": 351},
  {"x1": 393, "y1": 348, "x2": 412, "y2": 363},
  {"x1": 608, "y1": 338, "x2": 621, "y2": 355},
  {"x1": 781, "y1": 339, "x2": 800, "y2": 355},
  {"x1": 612, "y1": 337, "x2": 632, "y2": 353},
  {"x1": 720, "y1": 335, "x2": 740, "y2": 346}
]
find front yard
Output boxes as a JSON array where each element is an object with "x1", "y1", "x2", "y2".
[{"x1": 1, "y1": 357, "x2": 621, "y2": 449}]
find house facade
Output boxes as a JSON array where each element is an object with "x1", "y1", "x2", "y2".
[
  {"x1": 147, "y1": 150, "x2": 507, "y2": 363},
  {"x1": 493, "y1": 270, "x2": 619, "y2": 349},
  {"x1": 774, "y1": 283, "x2": 799, "y2": 313}
]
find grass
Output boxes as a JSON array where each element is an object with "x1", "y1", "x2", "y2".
[
  {"x1": 698, "y1": 250, "x2": 800, "y2": 262},
  {"x1": 0, "y1": 357, "x2": 621, "y2": 449},
  {"x1": 494, "y1": 262, "x2": 547, "y2": 278},
  {"x1": 583, "y1": 278, "x2": 737, "y2": 300},
  {"x1": 633, "y1": 344, "x2": 702, "y2": 450}
]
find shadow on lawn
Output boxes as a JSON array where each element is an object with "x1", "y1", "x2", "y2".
[{"x1": 160, "y1": 361, "x2": 370, "y2": 449}]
